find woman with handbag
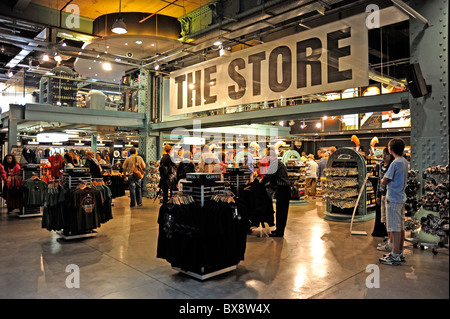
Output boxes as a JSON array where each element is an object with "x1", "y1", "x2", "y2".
[{"x1": 123, "y1": 148, "x2": 146, "y2": 208}]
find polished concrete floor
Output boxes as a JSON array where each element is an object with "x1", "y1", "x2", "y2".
[{"x1": 0, "y1": 194, "x2": 448, "y2": 299}]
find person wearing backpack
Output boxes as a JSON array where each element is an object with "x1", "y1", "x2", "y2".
[
  {"x1": 159, "y1": 144, "x2": 177, "y2": 204},
  {"x1": 123, "y1": 148, "x2": 146, "y2": 208}
]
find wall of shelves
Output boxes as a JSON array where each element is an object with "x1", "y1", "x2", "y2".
[{"x1": 39, "y1": 66, "x2": 78, "y2": 107}]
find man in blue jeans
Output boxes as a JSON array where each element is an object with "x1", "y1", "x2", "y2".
[{"x1": 122, "y1": 148, "x2": 146, "y2": 208}]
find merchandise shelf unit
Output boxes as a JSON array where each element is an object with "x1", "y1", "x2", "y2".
[
  {"x1": 39, "y1": 66, "x2": 78, "y2": 107},
  {"x1": 284, "y1": 151, "x2": 307, "y2": 205},
  {"x1": 324, "y1": 147, "x2": 376, "y2": 222}
]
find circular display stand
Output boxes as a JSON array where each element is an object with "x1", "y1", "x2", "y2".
[
  {"x1": 324, "y1": 211, "x2": 376, "y2": 222},
  {"x1": 273, "y1": 199, "x2": 309, "y2": 206}
]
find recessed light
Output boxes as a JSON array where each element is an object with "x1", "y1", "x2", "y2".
[
  {"x1": 135, "y1": 40, "x2": 142, "y2": 44},
  {"x1": 102, "y1": 62, "x2": 112, "y2": 71},
  {"x1": 125, "y1": 42, "x2": 128, "y2": 46},
  {"x1": 115, "y1": 58, "x2": 121, "y2": 62}
]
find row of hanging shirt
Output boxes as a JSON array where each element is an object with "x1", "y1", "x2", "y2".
[{"x1": 41, "y1": 178, "x2": 113, "y2": 235}]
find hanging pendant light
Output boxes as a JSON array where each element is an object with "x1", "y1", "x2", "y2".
[{"x1": 112, "y1": 0, "x2": 127, "y2": 34}]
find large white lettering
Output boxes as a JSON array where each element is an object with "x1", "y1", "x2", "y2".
[{"x1": 170, "y1": 14, "x2": 368, "y2": 115}]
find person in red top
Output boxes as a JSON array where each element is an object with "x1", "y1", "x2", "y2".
[
  {"x1": 48, "y1": 152, "x2": 64, "y2": 179},
  {"x1": 0, "y1": 162, "x2": 7, "y2": 183},
  {"x1": 2, "y1": 154, "x2": 22, "y2": 212}
]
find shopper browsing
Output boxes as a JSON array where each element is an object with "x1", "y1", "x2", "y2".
[
  {"x1": 159, "y1": 144, "x2": 177, "y2": 204},
  {"x1": 379, "y1": 138, "x2": 409, "y2": 265},
  {"x1": 84, "y1": 151, "x2": 103, "y2": 178},
  {"x1": 2, "y1": 154, "x2": 21, "y2": 213},
  {"x1": 318, "y1": 152, "x2": 329, "y2": 180},
  {"x1": 176, "y1": 150, "x2": 195, "y2": 184},
  {"x1": 376, "y1": 147, "x2": 394, "y2": 251},
  {"x1": 123, "y1": 148, "x2": 146, "y2": 208},
  {"x1": 305, "y1": 154, "x2": 318, "y2": 199},
  {"x1": 96, "y1": 153, "x2": 107, "y2": 165},
  {"x1": 260, "y1": 146, "x2": 291, "y2": 237},
  {"x1": 198, "y1": 144, "x2": 219, "y2": 173},
  {"x1": 64, "y1": 153, "x2": 75, "y2": 169}
]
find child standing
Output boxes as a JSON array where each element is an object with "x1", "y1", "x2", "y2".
[{"x1": 379, "y1": 138, "x2": 409, "y2": 265}]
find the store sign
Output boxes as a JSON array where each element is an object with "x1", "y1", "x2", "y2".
[{"x1": 170, "y1": 14, "x2": 368, "y2": 116}]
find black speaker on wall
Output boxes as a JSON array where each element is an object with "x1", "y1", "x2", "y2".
[{"x1": 406, "y1": 63, "x2": 430, "y2": 98}]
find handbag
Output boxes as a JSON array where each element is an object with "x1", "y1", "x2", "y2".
[{"x1": 133, "y1": 156, "x2": 145, "y2": 180}]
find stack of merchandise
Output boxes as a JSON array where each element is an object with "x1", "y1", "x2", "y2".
[{"x1": 405, "y1": 169, "x2": 420, "y2": 217}]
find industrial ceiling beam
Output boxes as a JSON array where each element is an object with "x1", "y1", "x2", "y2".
[{"x1": 149, "y1": 92, "x2": 409, "y2": 131}]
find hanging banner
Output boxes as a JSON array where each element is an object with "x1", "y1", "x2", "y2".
[{"x1": 169, "y1": 13, "x2": 368, "y2": 116}]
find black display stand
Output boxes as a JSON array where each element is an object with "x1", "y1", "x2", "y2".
[
  {"x1": 168, "y1": 173, "x2": 243, "y2": 280},
  {"x1": 324, "y1": 147, "x2": 376, "y2": 222}
]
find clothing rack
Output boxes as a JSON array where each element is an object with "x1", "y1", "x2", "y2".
[
  {"x1": 180, "y1": 172, "x2": 225, "y2": 207},
  {"x1": 158, "y1": 173, "x2": 246, "y2": 280},
  {"x1": 19, "y1": 164, "x2": 43, "y2": 218},
  {"x1": 62, "y1": 167, "x2": 92, "y2": 189},
  {"x1": 223, "y1": 167, "x2": 251, "y2": 196},
  {"x1": 56, "y1": 179, "x2": 107, "y2": 240}
]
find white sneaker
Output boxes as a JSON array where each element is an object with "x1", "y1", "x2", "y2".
[{"x1": 377, "y1": 242, "x2": 392, "y2": 252}]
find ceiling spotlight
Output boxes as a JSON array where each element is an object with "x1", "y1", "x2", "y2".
[
  {"x1": 102, "y1": 62, "x2": 112, "y2": 71},
  {"x1": 323, "y1": 115, "x2": 328, "y2": 120},
  {"x1": 300, "y1": 120, "x2": 306, "y2": 129},
  {"x1": 61, "y1": 42, "x2": 67, "y2": 47},
  {"x1": 316, "y1": 122, "x2": 322, "y2": 128},
  {"x1": 135, "y1": 40, "x2": 143, "y2": 44},
  {"x1": 154, "y1": 64, "x2": 160, "y2": 70},
  {"x1": 112, "y1": 0, "x2": 127, "y2": 34},
  {"x1": 289, "y1": 120, "x2": 295, "y2": 126},
  {"x1": 8, "y1": 71, "x2": 13, "y2": 77},
  {"x1": 54, "y1": 54, "x2": 62, "y2": 62},
  {"x1": 42, "y1": 54, "x2": 49, "y2": 61},
  {"x1": 213, "y1": 41, "x2": 222, "y2": 46},
  {"x1": 115, "y1": 58, "x2": 121, "y2": 62},
  {"x1": 112, "y1": 18, "x2": 127, "y2": 34}
]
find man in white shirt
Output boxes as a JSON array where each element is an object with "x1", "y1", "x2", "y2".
[{"x1": 305, "y1": 154, "x2": 318, "y2": 199}]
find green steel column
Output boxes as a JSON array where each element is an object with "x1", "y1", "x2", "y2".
[
  {"x1": 91, "y1": 135, "x2": 97, "y2": 154},
  {"x1": 409, "y1": 0, "x2": 449, "y2": 175}
]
